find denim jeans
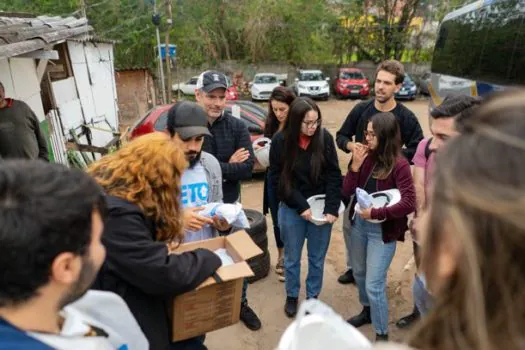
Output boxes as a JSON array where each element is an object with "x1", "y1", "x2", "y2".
[
  {"x1": 351, "y1": 216, "x2": 396, "y2": 335},
  {"x1": 266, "y1": 172, "x2": 284, "y2": 248},
  {"x1": 342, "y1": 204, "x2": 352, "y2": 269},
  {"x1": 278, "y1": 203, "x2": 333, "y2": 298},
  {"x1": 413, "y1": 274, "x2": 433, "y2": 316}
]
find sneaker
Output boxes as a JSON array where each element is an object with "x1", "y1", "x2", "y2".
[
  {"x1": 284, "y1": 297, "x2": 298, "y2": 318},
  {"x1": 240, "y1": 303, "x2": 261, "y2": 331},
  {"x1": 338, "y1": 269, "x2": 356, "y2": 284},
  {"x1": 376, "y1": 334, "x2": 389, "y2": 342},
  {"x1": 395, "y1": 307, "x2": 420, "y2": 329},
  {"x1": 347, "y1": 306, "x2": 372, "y2": 328},
  {"x1": 275, "y1": 258, "x2": 284, "y2": 275}
]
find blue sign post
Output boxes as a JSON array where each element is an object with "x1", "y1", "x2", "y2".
[{"x1": 160, "y1": 44, "x2": 176, "y2": 59}]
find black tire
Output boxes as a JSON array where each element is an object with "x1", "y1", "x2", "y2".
[
  {"x1": 247, "y1": 249, "x2": 271, "y2": 284},
  {"x1": 245, "y1": 209, "x2": 268, "y2": 251}
]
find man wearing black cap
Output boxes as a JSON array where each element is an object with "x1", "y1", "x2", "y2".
[
  {"x1": 166, "y1": 101, "x2": 231, "y2": 242},
  {"x1": 0, "y1": 81, "x2": 49, "y2": 160},
  {"x1": 195, "y1": 71, "x2": 261, "y2": 332},
  {"x1": 195, "y1": 70, "x2": 255, "y2": 204}
]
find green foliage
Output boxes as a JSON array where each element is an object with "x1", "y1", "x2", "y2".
[{"x1": 2, "y1": 0, "x2": 459, "y2": 68}]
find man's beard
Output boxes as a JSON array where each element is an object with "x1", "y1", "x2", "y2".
[
  {"x1": 187, "y1": 151, "x2": 202, "y2": 168},
  {"x1": 58, "y1": 256, "x2": 98, "y2": 309}
]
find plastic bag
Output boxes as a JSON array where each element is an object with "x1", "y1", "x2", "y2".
[
  {"x1": 214, "y1": 248, "x2": 235, "y2": 266},
  {"x1": 356, "y1": 187, "x2": 373, "y2": 209},
  {"x1": 277, "y1": 299, "x2": 371, "y2": 350},
  {"x1": 198, "y1": 202, "x2": 250, "y2": 228}
]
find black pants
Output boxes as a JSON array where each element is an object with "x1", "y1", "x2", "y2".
[{"x1": 170, "y1": 335, "x2": 206, "y2": 350}]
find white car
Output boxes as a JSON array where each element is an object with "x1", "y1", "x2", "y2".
[
  {"x1": 293, "y1": 70, "x2": 330, "y2": 100},
  {"x1": 172, "y1": 76, "x2": 198, "y2": 95},
  {"x1": 250, "y1": 73, "x2": 281, "y2": 101}
]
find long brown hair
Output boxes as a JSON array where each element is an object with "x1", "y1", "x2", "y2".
[
  {"x1": 279, "y1": 97, "x2": 325, "y2": 199},
  {"x1": 368, "y1": 112, "x2": 401, "y2": 179},
  {"x1": 409, "y1": 90, "x2": 525, "y2": 350},
  {"x1": 264, "y1": 86, "x2": 296, "y2": 138},
  {"x1": 88, "y1": 132, "x2": 188, "y2": 242}
]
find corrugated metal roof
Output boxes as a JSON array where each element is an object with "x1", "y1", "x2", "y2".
[
  {"x1": 0, "y1": 14, "x2": 94, "y2": 58},
  {"x1": 68, "y1": 34, "x2": 118, "y2": 45}
]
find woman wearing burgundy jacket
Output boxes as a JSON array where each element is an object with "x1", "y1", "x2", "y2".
[{"x1": 343, "y1": 112, "x2": 415, "y2": 342}]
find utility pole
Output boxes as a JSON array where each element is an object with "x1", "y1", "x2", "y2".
[
  {"x1": 80, "y1": 0, "x2": 87, "y2": 18},
  {"x1": 165, "y1": 0, "x2": 173, "y2": 102},
  {"x1": 153, "y1": 0, "x2": 167, "y2": 105}
]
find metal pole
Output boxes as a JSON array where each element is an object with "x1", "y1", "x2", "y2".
[
  {"x1": 165, "y1": 0, "x2": 173, "y2": 103},
  {"x1": 154, "y1": 0, "x2": 167, "y2": 104}
]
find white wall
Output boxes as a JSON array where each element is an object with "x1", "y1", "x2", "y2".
[
  {"x1": 67, "y1": 41, "x2": 119, "y2": 148},
  {"x1": 0, "y1": 57, "x2": 46, "y2": 122}
]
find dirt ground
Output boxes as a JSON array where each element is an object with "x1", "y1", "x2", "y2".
[{"x1": 205, "y1": 98, "x2": 431, "y2": 350}]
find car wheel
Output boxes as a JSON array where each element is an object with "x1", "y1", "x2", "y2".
[
  {"x1": 244, "y1": 209, "x2": 268, "y2": 251},
  {"x1": 247, "y1": 249, "x2": 271, "y2": 284}
]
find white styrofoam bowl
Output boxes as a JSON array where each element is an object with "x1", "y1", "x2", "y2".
[
  {"x1": 355, "y1": 188, "x2": 401, "y2": 223},
  {"x1": 253, "y1": 137, "x2": 271, "y2": 168},
  {"x1": 307, "y1": 195, "x2": 345, "y2": 226}
]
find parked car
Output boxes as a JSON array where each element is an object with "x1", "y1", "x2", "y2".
[
  {"x1": 171, "y1": 75, "x2": 238, "y2": 100},
  {"x1": 172, "y1": 76, "x2": 199, "y2": 95},
  {"x1": 128, "y1": 101, "x2": 267, "y2": 172},
  {"x1": 225, "y1": 75, "x2": 239, "y2": 101},
  {"x1": 250, "y1": 73, "x2": 281, "y2": 101},
  {"x1": 415, "y1": 72, "x2": 431, "y2": 96},
  {"x1": 293, "y1": 70, "x2": 330, "y2": 100},
  {"x1": 334, "y1": 68, "x2": 370, "y2": 99},
  {"x1": 395, "y1": 74, "x2": 418, "y2": 100}
]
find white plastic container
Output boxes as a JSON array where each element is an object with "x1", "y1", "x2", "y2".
[
  {"x1": 306, "y1": 194, "x2": 345, "y2": 226},
  {"x1": 277, "y1": 299, "x2": 371, "y2": 350},
  {"x1": 253, "y1": 137, "x2": 271, "y2": 168},
  {"x1": 354, "y1": 188, "x2": 401, "y2": 223}
]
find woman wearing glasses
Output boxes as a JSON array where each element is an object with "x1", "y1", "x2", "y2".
[
  {"x1": 343, "y1": 112, "x2": 416, "y2": 342},
  {"x1": 268, "y1": 97, "x2": 342, "y2": 318}
]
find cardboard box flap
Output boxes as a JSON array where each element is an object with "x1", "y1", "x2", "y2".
[
  {"x1": 196, "y1": 261, "x2": 254, "y2": 290},
  {"x1": 216, "y1": 261, "x2": 255, "y2": 282},
  {"x1": 225, "y1": 230, "x2": 263, "y2": 260}
]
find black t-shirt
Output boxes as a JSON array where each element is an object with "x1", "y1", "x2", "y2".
[{"x1": 335, "y1": 99, "x2": 423, "y2": 163}]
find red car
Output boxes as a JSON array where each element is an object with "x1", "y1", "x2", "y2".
[
  {"x1": 129, "y1": 100, "x2": 267, "y2": 171},
  {"x1": 334, "y1": 68, "x2": 370, "y2": 99},
  {"x1": 225, "y1": 76, "x2": 239, "y2": 100}
]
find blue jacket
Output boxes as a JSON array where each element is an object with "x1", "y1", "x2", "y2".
[{"x1": 0, "y1": 318, "x2": 52, "y2": 350}]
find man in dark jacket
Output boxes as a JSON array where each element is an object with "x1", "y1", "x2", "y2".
[
  {"x1": 335, "y1": 60, "x2": 423, "y2": 285},
  {"x1": 196, "y1": 70, "x2": 261, "y2": 332},
  {"x1": 197, "y1": 71, "x2": 255, "y2": 204},
  {"x1": 0, "y1": 81, "x2": 49, "y2": 161}
]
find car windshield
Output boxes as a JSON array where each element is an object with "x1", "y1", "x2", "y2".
[
  {"x1": 254, "y1": 75, "x2": 277, "y2": 84},
  {"x1": 339, "y1": 71, "x2": 364, "y2": 79},
  {"x1": 299, "y1": 72, "x2": 325, "y2": 81},
  {"x1": 404, "y1": 75, "x2": 413, "y2": 83}
]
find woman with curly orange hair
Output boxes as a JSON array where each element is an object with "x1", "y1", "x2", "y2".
[{"x1": 89, "y1": 132, "x2": 221, "y2": 350}]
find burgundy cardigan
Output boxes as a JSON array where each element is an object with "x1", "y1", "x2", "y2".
[{"x1": 343, "y1": 155, "x2": 416, "y2": 243}]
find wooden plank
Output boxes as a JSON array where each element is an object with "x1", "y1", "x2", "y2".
[
  {"x1": 36, "y1": 59, "x2": 49, "y2": 82},
  {"x1": 66, "y1": 141, "x2": 109, "y2": 155}
]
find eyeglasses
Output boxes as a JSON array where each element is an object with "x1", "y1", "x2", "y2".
[{"x1": 302, "y1": 119, "x2": 320, "y2": 128}]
